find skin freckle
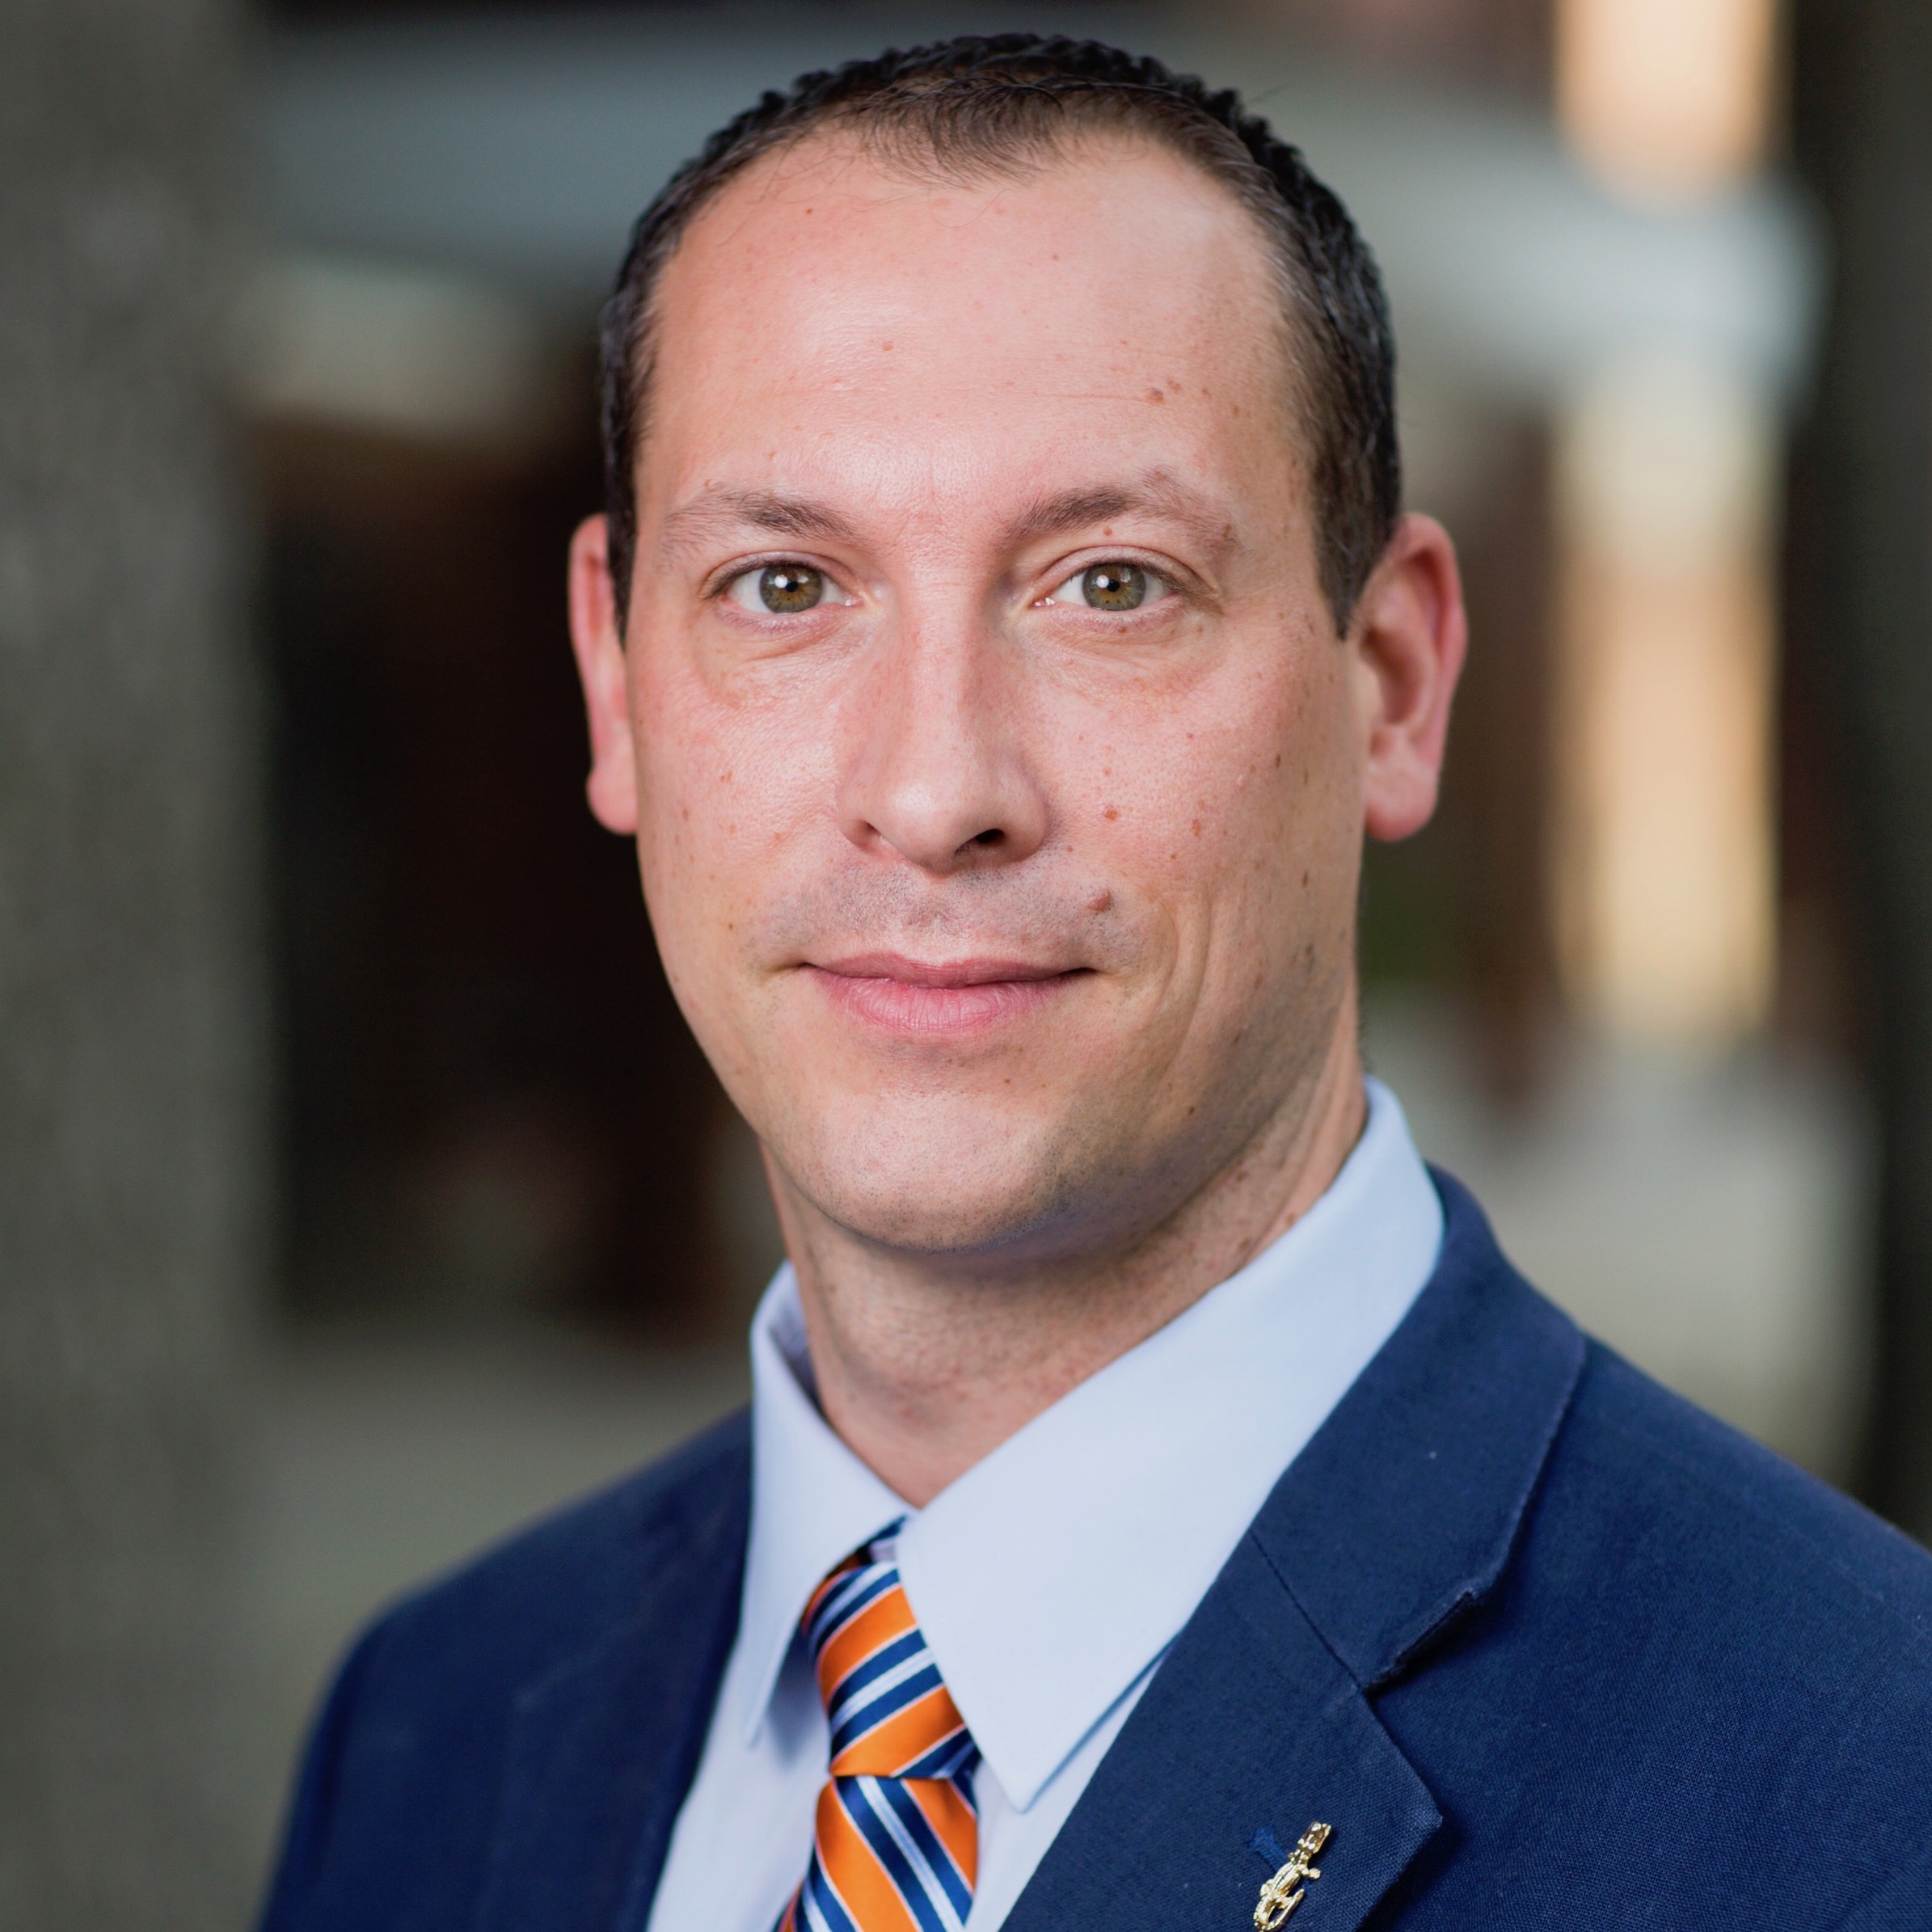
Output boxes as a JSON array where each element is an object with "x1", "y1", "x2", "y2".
[{"x1": 1103, "y1": 807, "x2": 1120, "y2": 820}]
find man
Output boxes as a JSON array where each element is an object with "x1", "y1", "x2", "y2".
[{"x1": 259, "y1": 36, "x2": 1932, "y2": 1932}]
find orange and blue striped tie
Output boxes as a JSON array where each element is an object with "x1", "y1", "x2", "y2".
[{"x1": 776, "y1": 1530, "x2": 980, "y2": 1932}]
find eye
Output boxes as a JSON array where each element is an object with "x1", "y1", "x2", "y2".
[
  {"x1": 724, "y1": 563, "x2": 849, "y2": 614},
  {"x1": 1045, "y1": 561, "x2": 1170, "y2": 612}
]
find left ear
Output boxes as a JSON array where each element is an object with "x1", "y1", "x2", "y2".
[{"x1": 1350, "y1": 513, "x2": 1467, "y2": 842}]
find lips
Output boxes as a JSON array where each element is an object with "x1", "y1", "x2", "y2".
[{"x1": 801, "y1": 953, "x2": 1084, "y2": 1036}]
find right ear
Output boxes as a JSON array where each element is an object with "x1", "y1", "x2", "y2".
[{"x1": 567, "y1": 514, "x2": 639, "y2": 834}]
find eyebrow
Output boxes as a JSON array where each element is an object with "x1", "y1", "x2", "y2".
[
  {"x1": 656, "y1": 473, "x2": 1238, "y2": 565},
  {"x1": 1002, "y1": 475, "x2": 1237, "y2": 559},
  {"x1": 658, "y1": 488, "x2": 863, "y2": 563}
]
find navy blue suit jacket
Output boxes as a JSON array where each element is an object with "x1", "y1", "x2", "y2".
[{"x1": 259, "y1": 1176, "x2": 1932, "y2": 1930}]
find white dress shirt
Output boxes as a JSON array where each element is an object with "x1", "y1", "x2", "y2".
[{"x1": 646, "y1": 1078, "x2": 1442, "y2": 1932}]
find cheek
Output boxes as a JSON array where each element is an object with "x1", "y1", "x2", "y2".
[
  {"x1": 627, "y1": 646, "x2": 834, "y2": 970},
  {"x1": 1093, "y1": 644, "x2": 1354, "y2": 935}
]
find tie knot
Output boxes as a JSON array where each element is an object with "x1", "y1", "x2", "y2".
[{"x1": 801, "y1": 1540, "x2": 977, "y2": 1782}]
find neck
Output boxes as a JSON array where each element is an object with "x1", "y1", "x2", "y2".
[{"x1": 770, "y1": 1011, "x2": 1368, "y2": 1507}]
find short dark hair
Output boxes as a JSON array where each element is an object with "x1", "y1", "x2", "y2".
[{"x1": 598, "y1": 33, "x2": 1400, "y2": 634}]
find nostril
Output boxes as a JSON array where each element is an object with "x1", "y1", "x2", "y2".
[{"x1": 971, "y1": 828, "x2": 1005, "y2": 849}]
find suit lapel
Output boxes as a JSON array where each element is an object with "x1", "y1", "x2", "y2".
[
  {"x1": 471, "y1": 1432, "x2": 751, "y2": 1932},
  {"x1": 1005, "y1": 1173, "x2": 1586, "y2": 1932},
  {"x1": 1252, "y1": 1171, "x2": 1587, "y2": 1693},
  {"x1": 1002, "y1": 1532, "x2": 1441, "y2": 1932}
]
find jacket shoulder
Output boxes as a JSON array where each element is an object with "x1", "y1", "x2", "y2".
[
  {"x1": 361, "y1": 1403, "x2": 753, "y2": 1685},
  {"x1": 258, "y1": 1408, "x2": 751, "y2": 1932},
  {"x1": 1379, "y1": 1334, "x2": 1932, "y2": 1928},
  {"x1": 1559, "y1": 1340, "x2": 1932, "y2": 1646}
]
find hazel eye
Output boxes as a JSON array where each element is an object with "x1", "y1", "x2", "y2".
[
  {"x1": 1046, "y1": 561, "x2": 1169, "y2": 611},
  {"x1": 726, "y1": 563, "x2": 847, "y2": 614}
]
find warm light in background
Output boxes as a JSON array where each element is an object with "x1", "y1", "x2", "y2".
[
  {"x1": 1557, "y1": 0, "x2": 1778, "y2": 200},
  {"x1": 1547, "y1": 0, "x2": 1786, "y2": 1042},
  {"x1": 1551, "y1": 348, "x2": 1778, "y2": 1041}
]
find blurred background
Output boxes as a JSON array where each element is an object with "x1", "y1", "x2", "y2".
[{"x1": 5, "y1": 0, "x2": 1932, "y2": 1921}]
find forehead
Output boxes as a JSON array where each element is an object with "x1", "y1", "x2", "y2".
[{"x1": 637, "y1": 131, "x2": 1295, "y2": 518}]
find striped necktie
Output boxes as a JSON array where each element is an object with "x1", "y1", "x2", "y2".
[{"x1": 776, "y1": 1530, "x2": 981, "y2": 1932}]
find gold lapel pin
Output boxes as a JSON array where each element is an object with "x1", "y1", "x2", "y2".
[{"x1": 1254, "y1": 1822, "x2": 1331, "y2": 1930}]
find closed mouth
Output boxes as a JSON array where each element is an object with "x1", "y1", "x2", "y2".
[{"x1": 801, "y1": 954, "x2": 1089, "y2": 1034}]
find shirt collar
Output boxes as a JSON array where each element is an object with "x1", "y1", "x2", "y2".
[
  {"x1": 732, "y1": 1078, "x2": 1443, "y2": 1807},
  {"x1": 736, "y1": 1279, "x2": 909, "y2": 1746}
]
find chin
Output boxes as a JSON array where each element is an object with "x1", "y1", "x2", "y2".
[{"x1": 775, "y1": 1095, "x2": 1094, "y2": 1258}]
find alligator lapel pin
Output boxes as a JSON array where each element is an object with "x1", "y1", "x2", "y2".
[{"x1": 1253, "y1": 1823, "x2": 1331, "y2": 1930}]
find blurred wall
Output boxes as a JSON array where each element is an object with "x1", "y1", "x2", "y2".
[{"x1": 0, "y1": 2, "x2": 262, "y2": 1924}]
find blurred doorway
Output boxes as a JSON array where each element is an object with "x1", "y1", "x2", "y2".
[{"x1": 257, "y1": 347, "x2": 745, "y2": 1335}]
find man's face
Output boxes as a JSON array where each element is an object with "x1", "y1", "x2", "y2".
[{"x1": 585, "y1": 136, "x2": 1394, "y2": 1266}]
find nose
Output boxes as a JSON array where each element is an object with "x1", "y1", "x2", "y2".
[{"x1": 835, "y1": 618, "x2": 1048, "y2": 875}]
